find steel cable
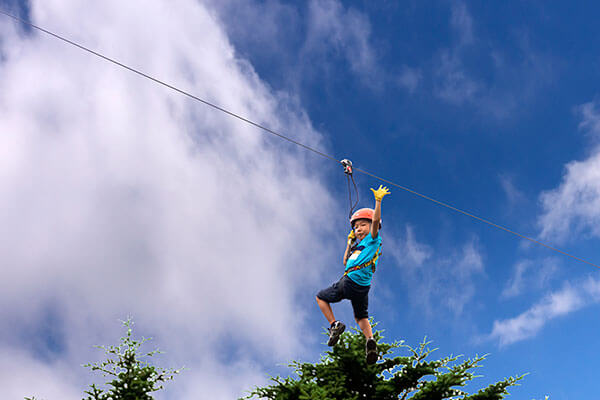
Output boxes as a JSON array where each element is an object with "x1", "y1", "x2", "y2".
[{"x1": 1, "y1": 9, "x2": 598, "y2": 270}]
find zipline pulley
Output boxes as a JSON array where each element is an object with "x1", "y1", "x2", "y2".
[{"x1": 341, "y1": 159, "x2": 353, "y2": 175}]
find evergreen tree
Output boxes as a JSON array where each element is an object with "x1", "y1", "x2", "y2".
[
  {"x1": 243, "y1": 324, "x2": 523, "y2": 400},
  {"x1": 26, "y1": 318, "x2": 181, "y2": 400}
]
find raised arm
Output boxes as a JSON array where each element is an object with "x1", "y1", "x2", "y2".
[{"x1": 370, "y1": 185, "x2": 390, "y2": 238}]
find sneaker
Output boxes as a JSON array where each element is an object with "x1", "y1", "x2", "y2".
[
  {"x1": 365, "y1": 337, "x2": 378, "y2": 365},
  {"x1": 327, "y1": 321, "x2": 346, "y2": 346}
]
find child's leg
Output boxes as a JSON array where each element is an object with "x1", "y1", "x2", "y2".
[
  {"x1": 359, "y1": 317, "x2": 378, "y2": 364},
  {"x1": 316, "y1": 290, "x2": 346, "y2": 347},
  {"x1": 356, "y1": 318, "x2": 373, "y2": 339},
  {"x1": 316, "y1": 296, "x2": 336, "y2": 325},
  {"x1": 316, "y1": 280, "x2": 345, "y2": 325},
  {"x1": 348, "y1": 281, "x2": 372, "y2": 338},
  {"x1": 350, "y1": 286, "x2": 378, "y2": 363}
]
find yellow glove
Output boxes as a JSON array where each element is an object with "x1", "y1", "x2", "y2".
[
  {"x1": 371, "y1": 185, "x2": 391, "y2": 201},
  {"x1": 347, "y1": 229, "x2": 356, "y2": 245}
]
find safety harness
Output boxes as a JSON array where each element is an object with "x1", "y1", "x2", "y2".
[{"x1": 343, "y1": 244, "x2": 382, "y2": 276}]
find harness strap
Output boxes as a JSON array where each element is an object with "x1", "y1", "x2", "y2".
[{"x1": 344, "y1": 246, "x2": 382, "y2": 276}]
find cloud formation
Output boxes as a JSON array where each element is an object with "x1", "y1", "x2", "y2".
[
  {"x1": 433, "y1": 1, "x2": 555, "y2": 118},
  {"x1": 389, "y1": 226, "x2": 484, "y2": 316},
  {"x1": 538, "y1": 100, "x2": 600, "y2": 242},
  {"x1": 450, "y1": 1, "x2": 474, "y2": 46},
  {"x1": 433, "y1": 1, "x2": 479, "y2": 105},
  {"x1": 211, "y1": 0, "x2": 420, "y2": 94},
  {"x1": 434, "y1": 48, "x2": 480, "y2": 105},
  {"x1": 0, "y1": 1, "x2": 338, "y2": 398},
  {"x1": 397, "y1": 66, "x2": 422, "y2": 94},
  {"x1": 501, "y1": 258, "x2": 558, "y2": 299},
  {"x1": 303, "y1": 0, "x2": 379, "y2": 86},
  {"x1": 490, "y1": 277, "x2": 600, "y2": 346},
  {"x1": 499, "y1": 174, "x2": 527, "y2": 209}
]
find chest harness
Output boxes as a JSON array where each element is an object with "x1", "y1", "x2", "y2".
[{"x1": 343, "y1": 244, "x2": 382, "y2": 276}]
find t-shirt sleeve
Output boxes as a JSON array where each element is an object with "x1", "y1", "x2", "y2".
[{"x1": 368, "y1": 232, "x2": 381, "y2": 245}]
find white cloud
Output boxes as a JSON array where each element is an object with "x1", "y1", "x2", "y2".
[
  {"x1": 501, "y1": 260, "x2": 531, "y2": 299},
  {"x1": 434, "y1": 1, "x2": 479, "y2": 105},
  {"x1": 538, "y1": 100, "x2": 600, "y2": 242},
  {"x1": 205, "y1": 0, "x2": 300, "y2": 62},
  {"x1": 303, "y1": 0, "x2": 420, "y2": 93},
  {"x1": 445, "y1": 240, "x2": 484, "y2": 315},
  {"x1": 578, "y1": 97, "x2": 600, "y2": 141},
  {"x1": 397, "y1": 66, "x2": 422, "y2": 94},
  {"x1": 0, "y1": 348, "x2": 82, "y2": 400},
  {"x1": 402, "y1": 225, "x2": 432, "y2": 267},
  {"x1": 434, "y1": 3, "x2": 555, "y2": 117},
  {"x1": 390, "y1": 227, "x2": 484, "y2": 316},
  {"x1": 450, "y1": 1, "x2": 474, "y2": 46},
  {"x1": 501, "y1": 258, "x2": 558, "y2": 299},
  {"x1": 457, "y1": 239, "x2": 484, "y2": 276},
  {"x1": 304, "y1": 0, "x2": 379, "y2": 86},
  {"x1": 499, "y1": 174, "x2": 526, "y2": 208},
  {"x1": 0, "y1": 1, "x2": 338, "y2": 398},
  {"x1": 490, "y1": 277, "x2": 600, "y2": 346},
  {"x1": 209, "y1": 0, "x2": 419, "y2": 94},
  {"x1": 434, "y1": 49, "x2": 480, "y2": 105}
]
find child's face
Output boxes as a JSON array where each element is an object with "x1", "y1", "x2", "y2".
[{"x1": 353, "y1": 219, "x2": 372, "y2": 241}]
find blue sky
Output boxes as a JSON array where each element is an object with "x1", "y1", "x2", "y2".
[
  {"x1": 219, "y1": 3, "x2": 600, "y2": 397},
  {"x1": 1, "y1": 1, "x2": 600, "y2": 399}
]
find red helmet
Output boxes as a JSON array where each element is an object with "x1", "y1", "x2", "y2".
[{"x1": 350, "y1": 208, "x2": 381, "y2": 228}]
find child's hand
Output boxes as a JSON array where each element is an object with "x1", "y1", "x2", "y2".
[
  {"x1": 347, "y1": 229, "x2": 356, "y2": 244},
  {"x1": 371, "y1": 185, "x2": 391, "y2": 201}
]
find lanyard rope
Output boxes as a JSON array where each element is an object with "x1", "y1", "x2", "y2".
[
  {"x1": 346, "y1": 174, "x2": 360, "y2": 219},
  {"x1": 341, "y1": 159, "x2": 359, "y2": 219}
]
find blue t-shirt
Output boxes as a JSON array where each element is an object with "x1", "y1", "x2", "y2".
[{"x1": 345, "y1": 233, "x2": 382, "y2": 286}]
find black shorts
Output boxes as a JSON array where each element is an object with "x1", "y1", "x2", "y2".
[{"x1": 317, "y1": 276, "x2": 371, "y2": 320}]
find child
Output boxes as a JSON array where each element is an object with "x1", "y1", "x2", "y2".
[{"x1": 316, "y1": 185, "x2": 390, "y2": 364}]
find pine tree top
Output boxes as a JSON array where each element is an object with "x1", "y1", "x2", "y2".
[{"x1": 243, "y1": 323, "x2": 524, "y2": 400}]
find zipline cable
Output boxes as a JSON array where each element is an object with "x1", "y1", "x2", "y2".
[
  {"x1": 0, "y1": 9, "x2": 338, "y2": 164},
  {"x1": 1, "y1": 9, "x2": 598, "y2": 270},
  {"x1": 354, "y1": 167, "x2": 600, "y2": 270}
]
